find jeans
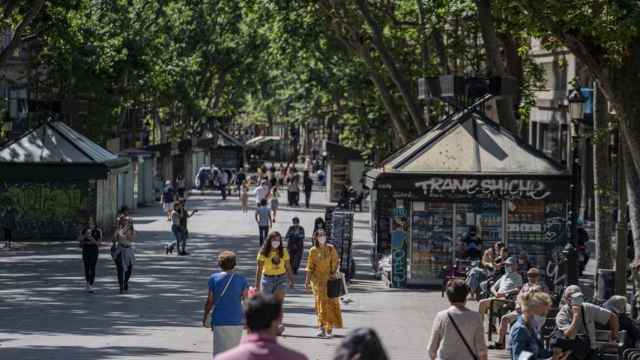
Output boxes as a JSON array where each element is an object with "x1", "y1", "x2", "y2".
[
  {"x1": 304, "y1": 190, "x2": 312, "y2": 208},
  {"x1": 116, "y1": 254, "x2": 133, "y2": 290},
  {"x1": 172, "y1": 224, "x2": 186, "y2": 253},
  {"x1": 288, "y1": 241, "x2": 303, "y2": 274},
  {"x1": 258, "y1": 226, "x2": 269, "y2": 246},
  {"x1": 219, "y1": 184, "x2": 227, "y2": 200},
  {"x1": 261, "y1": 274, "x2": 288, "y2": 294},
  {"x1": 82, "y1": 245, "x2": 99, "y2": 285}
]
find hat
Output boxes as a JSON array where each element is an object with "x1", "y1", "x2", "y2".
[
  {"x1": 563, "y1": 285, "x2": 582, "y2": 299},
  {"x1": 603, "y1": 295, "x2": 627, "y2": 314},
  {"x1": 570, "y1": 292, "x2": 585, "y2": 306},
  {"x1": 504, "y1": 257, "x2": 515, "y2": 265},
  {"x1": 527, "y1": 267, "x2": 540, "y2": 276}
]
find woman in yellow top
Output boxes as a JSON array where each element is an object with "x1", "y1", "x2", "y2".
[
  {"x1": 255, "y1": 231, "x2": 295, "y2": 334},
  {"x1": 305, "y1": 229, "x2": 343, "y2": 338}
]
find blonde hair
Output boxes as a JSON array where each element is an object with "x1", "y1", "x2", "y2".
[{"x1": 518, "y1": 289, "x2": 552, "y2": 311}]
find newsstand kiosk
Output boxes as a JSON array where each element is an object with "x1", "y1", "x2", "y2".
[{"x1": 366, "y1": 110, "x2": 572, "y2": 288}]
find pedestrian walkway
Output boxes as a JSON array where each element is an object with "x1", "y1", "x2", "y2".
[{"x1": 0, "y1": 190, "x2": 449, "y2": 360}]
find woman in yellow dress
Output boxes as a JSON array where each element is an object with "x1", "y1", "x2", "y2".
[{"x1": 305, "y1": 229, "x2": 343, "y2": 338}]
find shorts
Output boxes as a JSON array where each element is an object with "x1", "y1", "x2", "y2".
[
  {"x1": 261, "y1": 274, "x2": 288, "y2": 294},
  {"x1": 212, "y1": 325, "x2": 244, "y2": 357},
  {"x1": 163, "y1": 203, "x2": 172, "y2": 212}
]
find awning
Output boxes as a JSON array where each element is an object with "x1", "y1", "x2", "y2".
[{"x1": 245, "y1": 136, "x2": 281, "y2": 146}]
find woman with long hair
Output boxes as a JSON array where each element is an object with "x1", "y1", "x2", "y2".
[
  {"x1": 255, "y1": 231, "x2": 295, "y2": 335},
  {"x1": 240, "y1": 180, "x2": 249, "y2": 213},
  {"x1": 305, "y1": 229, "x2": 343, "y2": 338},
  {"x1": 79, "y1": 217, "x2": 102, "y2": 293},
  {"x1": 333, "y1": 327, "x2": 389, "y2": 360},
  {"x1": 270, "y1": 187, "x2": 279, "y2": 222},
  {"x1": 112, "y1": 216, "x2": 135, "y2": 294}
]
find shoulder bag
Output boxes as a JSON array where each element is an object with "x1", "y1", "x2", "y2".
[
  {"x1": 447, "y1": 312, "x2": 478, "y2": 360},
  {"x1": 205, "y1": 273, "x2": 235, "y2": 329}
]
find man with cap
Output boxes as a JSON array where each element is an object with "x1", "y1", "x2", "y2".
[
  {"x1": 555, "y1": 285, "x2": 619, "y2": 352},
  {"x1": 490, "y1": 267, "x2": 547, "y2": 349},
  {"x1": 478, "y1": 257, "x2": 523, "y2": 323},
  {"x1": 603, "y1": 295, "x2": 639, "y2": 351}
]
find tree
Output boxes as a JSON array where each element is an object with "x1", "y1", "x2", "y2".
[{"x1": 0, "y1": 0, "x2": 46, "y2": 66}]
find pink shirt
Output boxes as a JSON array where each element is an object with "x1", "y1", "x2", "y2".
[{"x1": 214, "y1": 333, "x2": 308, "y2": 360}]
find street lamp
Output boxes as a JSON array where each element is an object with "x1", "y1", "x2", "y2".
[{"x1": 565, "y1": 88, "x2": 585, "y2": 285}]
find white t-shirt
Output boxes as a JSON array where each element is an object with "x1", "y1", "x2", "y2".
[{"x1": 255, "y1": 185, "x2": 270, "y2": 203}]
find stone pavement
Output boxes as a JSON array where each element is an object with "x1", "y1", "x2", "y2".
[{"x1": 0, "y1": 190, "x2": 455, "y2": 360}]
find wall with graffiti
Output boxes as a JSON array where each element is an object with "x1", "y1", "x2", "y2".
[{"x1": 0, "y1": 181, "x2": 96, "y2": 240}]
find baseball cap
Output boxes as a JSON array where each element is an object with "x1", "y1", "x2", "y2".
[
  {"x1": 570, "y1": 292, "x2": 585, "y2": 306},
  {"x1": 504, "y1": 257, "x2": 515, "y2": 265}
]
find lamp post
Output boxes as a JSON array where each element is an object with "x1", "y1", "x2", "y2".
[{"x1": 566, "y1": 89, "x2": 585, "y2": 285}]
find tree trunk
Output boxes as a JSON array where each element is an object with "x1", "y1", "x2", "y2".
[
  {"x1": 357, "y1": 0, "x2": 426, "y2": 134},
  {"x1": 624, "y1": 138, "x2": 640, "y2": 266},
  {"x1": 474, "y1": 0, "x2": 519, "y2": 133},
  {"x1": 593, "y1": 84, "x2": 614, "y2": 269},
  {"x1": 0, "y1": 0, "x2": 46, "y2": 67}
]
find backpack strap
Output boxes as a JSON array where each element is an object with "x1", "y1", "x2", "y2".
[{"x1": 447, "y1": 312, "x2": 478, "y2": 360}]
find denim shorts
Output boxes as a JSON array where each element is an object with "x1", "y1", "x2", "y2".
[{"x1": 261, "y1": 274, "x2": 288, "y2": 294}]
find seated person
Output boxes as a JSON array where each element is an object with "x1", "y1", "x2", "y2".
[
  {"x1": 482, "y1": 241, "x2": 505, "y2": 270},
  {"x1": 466, "y1": 260, "x2": 488, "y2": 300},
  {"x1": 490, "y1": 267, "x2": 548, "y2": 349},
  {"x1": 480, "y1": 257, "x2": 505, "y2": 297},
  {"x1": 509, "y1": 290, "x2": 558, "y2": 360},
  {"x1": 463, "y1": 227, "x2": 482, "y2": 260},
  {"x1": 603, "y1": 295, "x2": 640, "y2": 350},
  {"x1": 478, "y1": 257, "x2": 523, "y2": 323},
  {"x1": 554, "y1": 285, "x2": 619, "y2": 356}
]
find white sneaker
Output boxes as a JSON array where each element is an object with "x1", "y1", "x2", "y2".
[
  {"x1": 89, "y1": 285, "x2": 94, "y2": 293},
  {"x1": 326, "y1": 332, "x2": 334, "y2": 339},
  {"x1": 316, "y1": 329, "x2": 326, "y2": 338}
]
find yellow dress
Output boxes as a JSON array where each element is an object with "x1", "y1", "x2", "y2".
[{"x1": 306, "y1": 245, "x2": 343, "y2": 329}]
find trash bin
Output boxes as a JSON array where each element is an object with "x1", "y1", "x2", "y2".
[{"x1": 597, "y1": 269, "x2": 615, "y2": 302}]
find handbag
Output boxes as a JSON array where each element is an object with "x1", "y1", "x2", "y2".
[
  {"x1": 548, "y1": 306, "x2": 597, "y2": 360},
  {"x1": 327, "y1": 272, "x2": 346, "y2": 299},
  {"x1": 447, "y1": 312, "x2": 478, "y2": 360},
  {"x1": 205, "y1": 273, "x2": 235, "y2": 329},
  {"x1": 110, "y1": 241, "x2": 118, "y2": 259}
]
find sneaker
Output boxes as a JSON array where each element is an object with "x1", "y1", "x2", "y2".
[
  {"x1": 488, "y1": 342, "x2": 504, "y2": 350},
  {"x1": 316, "y1": 329, "x2": 326, "y2": 338},
  {"x1": 326, "y1": 332, "x2": 334, "y2": 339},
  {"x1": 85, "y1": 283, "x2": 90, "y2": 292},
  {"x1": 88, "y1": 285, "x2": 94, "y2": 293},
  {"x1": 165, "y1": 245, "x2": 169, "y2": 255}
]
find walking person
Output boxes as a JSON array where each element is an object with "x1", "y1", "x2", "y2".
[
  {"x1": 176, "y1": 174, "x2": 187, "y2": 199},
  {"x1": 178, "y1": 200, "x2": 197, "y2": 255},
  {"x1": 235, "y1": 170, "x2": 246, "y2": 197},
  {"x1": 270, "y1": 187, "x2": 279, "y2": 223},
  {"x1": 214, "y1": 294, "x2": 308, "y2": 360},
  {"x1": 255, "y1": 231, "x2": 295, "y2": 335},
  {"x1": 2, "y1": 205, "x2": 17, "y2": 249},
  {"x1": 79, "y1": 217, "x2": 102, "y2": 293},
  {"x1": 219, "y1": 169, "x2": 229, "y2": 200},
  {"x1": 255, "y1": 180, "x2": 271, "y2": 207},
  {"x1": 161, "y1": 181, "x2": 176, "y2": 221},
  {"x1": 203, "y1": 251, "x2": 249, "y2": 357},
  {"x1": 112, "y1": 217, "x2": 135, "y2": 294},
  {"x1": 170, "y1": 202, "x2": 186, "y2": 255},
  {"x1": 428, "y1": 279, "x2": 488, "y2": 360},
  {"x1": 303, "y1": 171, "x2": 313, "y2": 208},
  {"x1": 255, "y1": 199, "x2": 272, "y2": 246},
  {"x1": 290, "y1": 173, "x2": 300, "y2": 206},
  {"x1": 305, "y1": 229, "x2": 343, "y2": 338},
  {"x1": 285, "y1": 217, "x2": 305, "y2": 274},
  {"x1": 240, "y1": 180, "x2": 250, "y2": 214}
]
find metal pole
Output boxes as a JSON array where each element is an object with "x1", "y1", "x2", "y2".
[
  {"x1": 615, "y1": 129, "x2": 628, "y2": 295},
  {"x1": 566, "y1": 123, "x2": 580, "y2": 285}
]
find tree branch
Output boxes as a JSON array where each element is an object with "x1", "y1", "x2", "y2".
[{"x1": 0, "y1": 0, "x2": 45, "y2": 67}]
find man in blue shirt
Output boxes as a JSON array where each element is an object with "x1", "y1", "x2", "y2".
[{"x1": 203, "y1": 251, "x2": 249, "y2": 357}]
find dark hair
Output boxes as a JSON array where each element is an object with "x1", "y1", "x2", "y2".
[
  {"x1": 245, "y1": 294, "x2": 282, "y2": 332},
  {"x1": 260, "y1": 199, "x2": 268, "y2": 206},
  {"x1": 292, "y1": 217, "x2": 300, "y2": 224},
  {"x1": 495, "y1": 241, "x2": 505, "y2": 250},
  {"x1": 260, "y1": 231, "x2": 284, "y2": 258},
  {"x1": 333, "y1": 327, "x2": 389, "y2": 360},
  {"x1": 314, "y1": 217, "x2": 326, "y2": 231},
  {"x1": 446, "y1": 279, "x2": 470, "y2": 303},
  {"x1": 218, "y1": 250, "x2": 237, "y2": 271}
]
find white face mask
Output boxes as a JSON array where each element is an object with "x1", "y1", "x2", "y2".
[
  {"x1": 530, "y1": 314, "x2": 546, "y2": 332},
  {"x1": 271, "y1": 241, "x2": 280, "y2": 249},
  {"x1": 318, "y1": 236, "x2": 327, "y2": 245},
  {"x1": 505, "y1": 266, "x2": 514, "y2": 273}
]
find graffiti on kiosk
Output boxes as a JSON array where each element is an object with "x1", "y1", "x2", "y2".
[
  {"x1": 414, "y1": 178, "x2": 551, "y2": 200},
  {"x1": 390, "y1": 213, "x2": 408, "y2": 287}
]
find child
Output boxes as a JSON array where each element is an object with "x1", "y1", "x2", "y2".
[{"x1": 270, "y1": 187, "x2": 279, "y2": 222}]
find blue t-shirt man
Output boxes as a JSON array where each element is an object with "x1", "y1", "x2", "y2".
[{"x1": 207, "y1": 272, "x2": 248, "y2": 326}]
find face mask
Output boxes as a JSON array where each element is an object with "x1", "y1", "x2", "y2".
[
  {"x1": 271, "y1": 241, "x2": 280, "y2": 249},
  {"x1": 318, "y1": 236, "x2": 327, "y2": 245},
  {"x1": 505, "y1": 267, "x2": 513, "y2": 273}
]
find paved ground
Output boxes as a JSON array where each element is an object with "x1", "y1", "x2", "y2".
[{"x1": 0, "y1": 190, "x2": 454, "y2": 360}]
